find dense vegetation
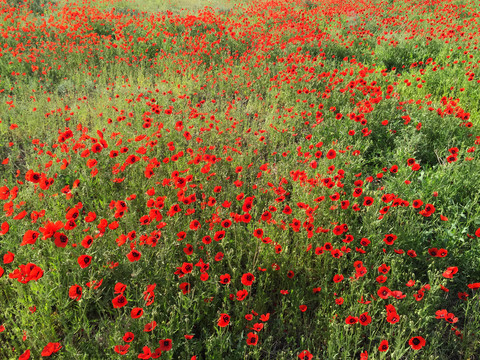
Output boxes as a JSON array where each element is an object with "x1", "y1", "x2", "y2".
[{"x1": 0, "y1": 0, "x2": 479, "y2": 358}]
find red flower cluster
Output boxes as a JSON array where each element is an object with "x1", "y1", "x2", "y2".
[{"x1": 8, "y1": 263, "x2": 43, "y2": 283}]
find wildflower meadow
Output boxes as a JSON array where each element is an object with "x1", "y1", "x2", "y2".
[{"x1": 0, "y1": 0, "x2": 480, "y2": 358}]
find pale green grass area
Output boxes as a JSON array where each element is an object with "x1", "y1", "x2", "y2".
[{"x1": 55, "y1": 0, "x2": 250, "y2": 14}]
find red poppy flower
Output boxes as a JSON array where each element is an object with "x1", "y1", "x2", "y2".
[
  {"x1": 386, "y1": 313, "x2": 400, "y2": 324},
  {"x1": 352, "y1": 187, "x2": 363, "y2": 198},
  {"x1": 64, "y1": 219, "x2": 77, "y2": 231},
  {"x1": 299, "y1": 305, "x2": 307, "y2": 312},
  {"x1": 123, "y1": 332, "x2": 134, "y2": 342},
  {"x1": 114, "y1": 282, "x2": 127, "y2": 294},
  {"x1": 241, "y1": 273, "x2": 255, "y2": 286},
  {"x1": 125, "y1": 155, "x2": 140, "y2": 165},
  {"x1": 260, "y1": 211, "x2": 272, "y2": 222},
  {"x1": 385, "y1": 303, "x2": 397, "y2": 313},
  {"x1": 114, "y1": 345, "x2": 129, "y2": 355},
  {"x1": 377, "y1": 286, "x2": 391, "y2": 299},
  {"x1": 246, "y1": 332, "x2": 258, "y2": 346},
  {"x1": 54, "y1": 233, "x2": 69, "y2": 248},
  {"x1": 0, "y1": 221, "x2": 9, "y2": 236},
  {"x1": 409, "y1": 336, "x2": 426, "y2": 350},
  {"x1": 412, "y1": 199, "x2": 423, "y2": 209},
  {"x1": 65, "y1": 208, "x2": 79, "y2": 222},
  {"x1": 332, "y1": 225, "x2": 343, "y2": 235},
  {"x1": 242, "y1": 200, "x2": 254, "y2": 212},
  {"x1": 131, "y1": 307, "x2": 144, "y2": 319},
  {"x1": 363, "y1": 197, "x2": 374, "y2": 206},
  {"x1": 182, "y1": 243, "x2": 193, "y2": 256},
  {"x1": 214, "y1": 230, "x2": 225, "y2": 242},
  {"x1": 468, "y1": 282, "x2": 480, "y2": 290},
  {"x1": 383, "y1": 234, "x2": 397, "y2": 245},
  {"x1": 443, "y1": 266, "x2": 458, "y2": 278},
  {"x1": 236, "y1": 289, "x2": 248, "y2": 301},
  {"x1": 77, "y1": 255, "x2": 92, "y2": 269},
  {"x1": 179, "y1": 282, "x2": 191, "y2": 294},
  {"x1": 91, "y1": 143, "x2": 102, "y2": 153},
  {"x1": 407, "y1": 249, "x2": 417, "y2": 257},
  {"x1": 219, "y1": 274, "x2": 231, "y2": 284},
  {"x1": 69, "y1": 284, "x2": 82, "y2": 301},
  {"x1": 9, "y1": 263, "x2": 43, "y2": 283},
  {"x1": 428, "y1": 248, "x2": 439, "y2": 257},
  {"x1": 41, "y1": 342, "x2": 62, "y2": 356},
  {"x1": 298, "y1": 350, "x2": 313, "y2": 360},
  {"x1": 81, "y1": 235, "x2": 93, "y2": 249},
  {"x1": 221, "y1": 219, "x2": 232, "y2": 228},
  {"x1": 253, "y1": 228, "x2": 264, "y2": 239},
  {"x1": 0, "y1": 187, "x2": 9, "y2": 200},
  {"x1": 359, "y1": 238, "x2": 370, "y2": 247},
  {"x1": 445, "y1": 313, "x2": 458, "y2": 324},
  {"x1": 146, "y1": 348, "x2": 159, "y2": 359},
  {"x1": 201, "y1": 235, "x2": 212, "y2": 245},
  {"x1": 326, "y1": 149, "x2": 336, "y2": 159},
  {"x1": 406, "y1": 280, "x2": 415, "y2": 287},
  {"x1": 3, "y1": 251, "x2": 14, "y2": 264},
  {"x1": 283, "y1": 205, "x2": 292, "y2": 214},
  {"x1": 112, "y1": 294, "x2": 128, "y2": 308},
  {"x1": 345, "y1": 316, "x2": 358, "y2": 325},
  {"x1": 84, "y1": 212, "x2": 97, "y2": 222},
  {"x1": 181, "y1": 262, "x2": 193, "y2": 274},
  {"x1": 127, "y1": 249, "x2": 142, "y2": 262},
  {"x1": 359, "y1": 312, "x2": 372, "y2": 326},
  {"x1": 376, "y1": 275, "x2": 387, "y2": 283},
  {"x1": 438, "y1": 249, "x2": 448, "y2": 257},
  {"x1": 260, "y1": 313, "x2": 270, "y2": 322},
  {"x1": 138, "y1": 346, "x2": 152, "y2": 359},
  {"x1": 333, "y1": 274, "x2": 344, "y2": 283},
  {"x1": 25, "y1": 170, "x2": 41, "y2": 183},
  {"x1": 378, "y1": 340, "x2": 389, "y2": 352},
  {"x1": 252, "y1": 322, "x2": 264, "y2": 332},
  {"x1": 331, "y1": 249, "x2": 343, "y2": 258},
  {"x1": 378, "y1": 264, "x2": 390, "y2": 274},
  {"x1": 242, "y1": 213, "x2": 252, "y2": 223},
  {"x1": 355, "y1": 266, "x2": 367, "y2": 279},
  {"x1": 19, "y1": 349, "x2": 31, "y2": 360},
  {"x1": 435, "y1": 309, "x2": 447, "y2": 320},
  {"x1": 159, "y1": 339, "x2": 172, "y2": 351},
  {"x1": 189, "y1": 219, "x2": 201, "y2": 231},
  {"x1": 139, "y1": 215, "x2": 152, "y2": 226},
  {"x1": 414, "y1": 290, "x2": 425, "y2": 301},
  {"x1": 21, "y1": 230, "x2": 39, "y2": 246},
  {"x1": 424, "y1": 203, "x2": 435, "y2": 213},
  {"x1": 218, "y1": 313, "x2": 230, "y2": 327},
  {"x1": 144, "y1": 320, "x2": 157, "y2": 332}
]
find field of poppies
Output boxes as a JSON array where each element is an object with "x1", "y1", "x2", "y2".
[{"x1": 1, "y1": 0, "x2": 480, "y2": 358}]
